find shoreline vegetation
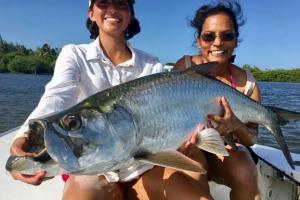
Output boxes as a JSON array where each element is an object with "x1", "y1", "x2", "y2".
[
  {"x1": 0, "y1": 35, "x2": 58, "y2": 75},
  {"x1": 165, "y1": 63, "x2": 300, "y2": 83},
  {"x1": 1, "y1": 36, "x2": 300, "y2": 82}
]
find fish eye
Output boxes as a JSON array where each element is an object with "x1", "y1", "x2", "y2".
[{"x1": 61, "y1": 114, "x2": 82, "y2": 131}]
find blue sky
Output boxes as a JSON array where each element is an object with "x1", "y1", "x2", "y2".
[{"x1": 0, "y1": 0, "x2": 300, "y2": 69}]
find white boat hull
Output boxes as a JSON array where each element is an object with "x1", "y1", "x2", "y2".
[
  {"x1": 210, "y1": 144, "x2": 300, "y2": 200},
  {"x1": 1, "y1": 129, "x2": 299, "y2": 200},
  {"x1": 0, "y1": 131, "x2": 63, "y2": 200}
]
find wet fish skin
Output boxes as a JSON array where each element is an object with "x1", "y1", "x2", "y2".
[
  {"x1": 6, "y1": 128, "x2": 226, "y2": 177},
  {"x1": 6, "y1": 154, "x2": 64, "y2": 177},
  {"x1": 6, "y1": 62, "x2": 300, "y2": 176}
]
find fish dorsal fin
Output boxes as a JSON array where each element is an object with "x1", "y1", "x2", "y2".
[
  {"x1": 134, "y1": 150, "x2": 206, "y2": 173},
  {"x1": 185, "y1": 62, "x2": 219, "y2": 77}
]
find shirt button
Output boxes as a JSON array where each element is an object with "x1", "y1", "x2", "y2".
[{"x1": 102, "y1": 58, "x2": 109, "y2": 64}]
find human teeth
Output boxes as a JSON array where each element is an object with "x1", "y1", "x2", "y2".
[
  {"x1": 211, "y1": 50, "x2": 224, "y2": 55},
  {"x1": 105, "y1": 18, "x2": 120, "y2": 22}
]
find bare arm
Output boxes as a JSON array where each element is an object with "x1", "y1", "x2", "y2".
[{"x1": 9, "y1": 45, "x2": 81, "y2": 184}]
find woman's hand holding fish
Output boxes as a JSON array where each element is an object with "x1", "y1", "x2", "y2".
[
  {"x1": 208, "y1": 97, "x2": 257, "y2": 146},
  {"x1": 10, "y1": 136, "x2": 47, "y2": 185},
  {"x1": 178, "y1": 125, "x2": 205, "y2": 158},
  {"x1": 208, "y1": 96, "x2": 242, "y2": 136}
]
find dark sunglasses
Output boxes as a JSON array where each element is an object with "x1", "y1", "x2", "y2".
[{"x1": 200, "y1": 32, "x2": 236, "y2": 42}]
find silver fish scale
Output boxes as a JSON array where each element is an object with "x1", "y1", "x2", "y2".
[
  {"x1": 115, "y1": 74, "x2": 228, "y2": 152},
  {"x1": 8, "y1": 69, "x2": 296, "y2": 176},
  {"x1": 115, "y1": 73, "x2": 270, "y2": 154}
]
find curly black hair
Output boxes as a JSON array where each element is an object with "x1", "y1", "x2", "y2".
[
  {"x1": 86, "y1": 0, "x2": 140, "y2": 40},
  {"x1": 190, "y1": 0, "x2": 246, "y2": 41}
]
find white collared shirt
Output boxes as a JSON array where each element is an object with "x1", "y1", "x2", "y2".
[{"x1": 16, "y1": 38, "x2": 163, "y2": 138}]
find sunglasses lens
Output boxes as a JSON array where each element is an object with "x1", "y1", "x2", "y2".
[
  {"x1": 201, "y1": 32, "x2": 236, "y2": 42},
  {"x1": 201, "y1": 33, "x2": 216, "y2": 42},
  {"x1": 221, "y1": 32, "x2": 235, "y2": 41}
]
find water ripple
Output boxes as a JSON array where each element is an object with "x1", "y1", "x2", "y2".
[
  {"x1": 0, "y1": 75, "x2": 300, "y2": 153},
  {"x1": 257, "y1": 82, "x2": 300, "y2": 153}
]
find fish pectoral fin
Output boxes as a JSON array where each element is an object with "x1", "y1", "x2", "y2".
[
  {"x1": 134, "y1": 150, "x2": 206, "y2": 173},
  {"x1": 196, "y1": 128, "x2": 229, "y2": 156}
]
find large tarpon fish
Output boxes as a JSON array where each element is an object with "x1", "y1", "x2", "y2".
[{"x1": 6, "y1": 62, "x2": 300, "y2": 178}]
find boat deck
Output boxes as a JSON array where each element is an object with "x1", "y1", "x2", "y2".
[{"x1": 1, "y1": 133, "x2": 300, "y2": 200}]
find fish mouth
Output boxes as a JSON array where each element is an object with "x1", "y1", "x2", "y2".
[
  {"x1": 5, "y1": 156, "x2": 19, "y2": 171},
  {"x1": 28, "y1": 119, "x2": 47, "y2": 136}
]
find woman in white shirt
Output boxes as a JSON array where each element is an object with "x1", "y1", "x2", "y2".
[{"x1": 9, "y1": 0, "x2": 207, "y2": 199}]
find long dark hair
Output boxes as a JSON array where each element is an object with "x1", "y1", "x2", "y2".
[
  {"x1": 190, "y1": 0, "x2": 246, "y2": 42},
  {"x1": 86, "y1": 0, "x2": 141, "y2": 40}
]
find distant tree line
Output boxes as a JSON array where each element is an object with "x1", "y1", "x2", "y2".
[
  {"x1": 1, "y1": 35, "x2": 300, "y2": 82},
  {"x1": 242, "y1": 64, "x2": 300, "y2": 83},
  {"x1": 164, "y1": 63, "x2": 300, "y2": 83},
  {"x1": 0, "y1": 35, "x2": 59, "y2": 74}
]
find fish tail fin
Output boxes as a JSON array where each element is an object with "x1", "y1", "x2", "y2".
[
  {"x1": 268, "y1": 124, "x2": 295, "y2": 169},
  {"x1": 196, "y1": 128, "x2": 229, "y2": 156},
  {"x1": 266, "y1": 106, "x2": 300, "y2": 126},
  {"x1": 264, "y1": 106, "x2": 299, "y2": 169}
]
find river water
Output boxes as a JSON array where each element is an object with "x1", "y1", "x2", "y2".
[{"x1": 0, "y1": 73, "x2": 300, "y2": 153}]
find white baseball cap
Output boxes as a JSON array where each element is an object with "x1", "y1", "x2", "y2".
[{"x1": 89, "y1": 0, "x2": 135, "y2": 7}]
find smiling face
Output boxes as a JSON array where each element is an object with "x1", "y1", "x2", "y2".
[
  {"x1": 88, "y1": 0, "x2": 132, "y2": 38},
  {"x1": 198, "y1": 13, "x2": 237, "y2": 64}
]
